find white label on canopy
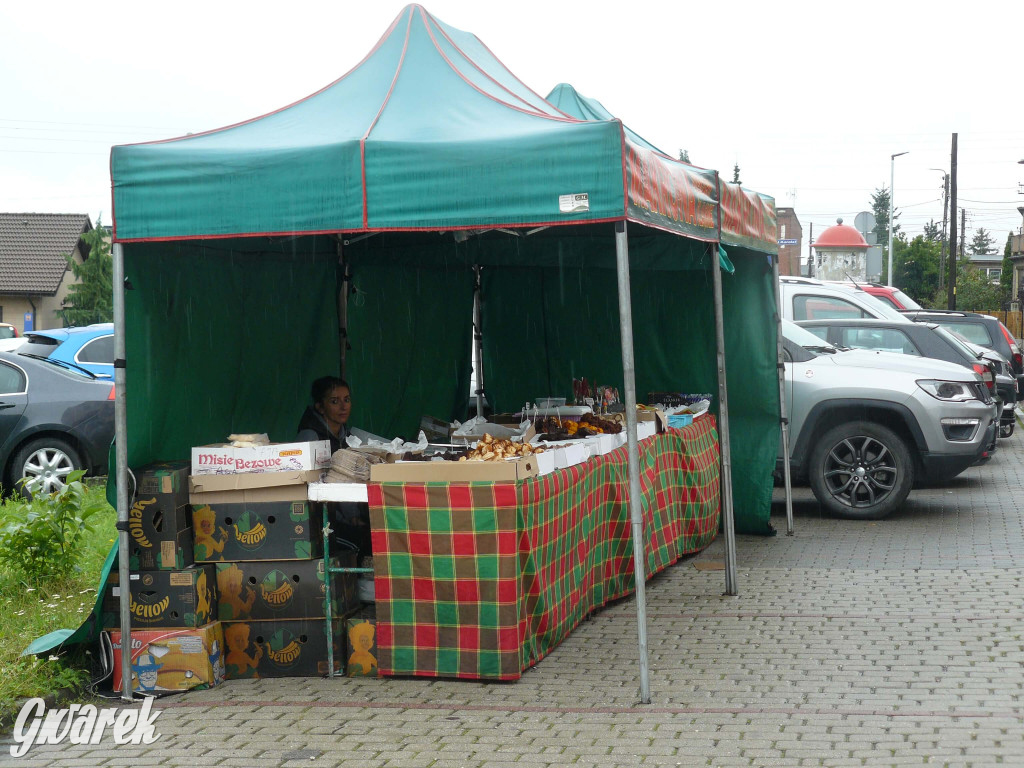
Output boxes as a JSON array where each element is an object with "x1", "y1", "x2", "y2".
[{"x1": 559, "y1": 193, "x2": 590, "y2": 213}]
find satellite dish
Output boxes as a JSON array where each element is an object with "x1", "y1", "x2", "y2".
[{"x1": 854, "y1": 211, "x2": 876, "y2": 233}]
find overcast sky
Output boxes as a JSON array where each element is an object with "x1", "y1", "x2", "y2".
[{"x1": 3, "y1": 1, "x2": 1022, "y2": 262}]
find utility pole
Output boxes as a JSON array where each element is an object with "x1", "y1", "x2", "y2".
[
  {"x1": 939, "y1": 174, "x2": 949, "y2": 289},
  {"x1": 808, "y1": 222, "x2": 814, "y2": 277},
  {"x1": 947, "y1": 133, "x2": 958, "y2": 310}
]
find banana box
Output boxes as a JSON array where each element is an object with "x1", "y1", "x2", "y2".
[
  {"x1": 222, "y1": 619, "x2": 344, "y2": 679},
  {"x1": 129, "y1": 461, "x2": 193, "y2": 570},
  {"x1": 110, "y1": 622, "x2": 225, "y2": 693},
  {"x1": 103, "y1": 565, "x2": 217, "y2": 629},
  {"x1": 190, "y1": 484, "x2": 322, "y2": 562},
  {"x1": 215, "y1": 554, "x2": 358, "y2": 622}
]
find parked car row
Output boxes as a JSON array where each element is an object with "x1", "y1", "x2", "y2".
[
  {"x1": 777, "y1": 277, "x2": 1016, "y2": 520},
  {"x1": 0, "y1": 324, "x2": 115, "y2": 497}
]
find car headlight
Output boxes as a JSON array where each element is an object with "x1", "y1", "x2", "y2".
[{"x1": 917, "y1": 379, "x2": 979, "y2": 402}]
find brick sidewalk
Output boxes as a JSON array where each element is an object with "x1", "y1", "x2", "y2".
[{"x1": 5, "y1": 439, "x2": 1024, "y2": 767}]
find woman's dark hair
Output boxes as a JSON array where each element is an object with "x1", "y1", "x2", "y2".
[{"x1": 311, "y1": 376, "x2": 349, "y2": 404}]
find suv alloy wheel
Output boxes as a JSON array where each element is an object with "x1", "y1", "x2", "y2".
[{"x1": 808, "y1": 421, "x2": 915, "y2": 519}]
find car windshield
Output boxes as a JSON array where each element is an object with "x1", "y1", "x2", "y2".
[
  {"x1": 782, "y1": 318, "x2": 838, "y2": 353},
  {"x1": 935, "y1": 326, "x2": 982, "y2": 360},
  {"x1": 891, "y1": 289, "x2": 921, "y2": 310},
  {"x1": 0, "y1": 327, "x2": 16, "y2": 340}
]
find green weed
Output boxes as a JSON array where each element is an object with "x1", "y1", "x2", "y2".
[{"x1": 0, "y1": 483, "x2": 116, "y2": 728}]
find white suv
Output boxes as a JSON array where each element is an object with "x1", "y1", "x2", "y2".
[{"x1": 779, "y1": 276, "x2": 907, "y2": 323}]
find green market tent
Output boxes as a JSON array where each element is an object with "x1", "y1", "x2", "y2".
[
  {"x1": 31, "y1": 5, "x2": 785, "y2": 697},
  {"x1": 543, "y1": 83, "x2": 780, "y2": 540},
  {"x1": 108, "y1": 4, "x2": 779, "y2": 534}
]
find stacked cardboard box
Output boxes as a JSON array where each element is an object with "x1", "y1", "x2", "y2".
[
  {"x1": 108, "y1": 461, "x2": 225, "y2": 694},
  {"x1": 188, "y1": 442, "x2": 358, "y2": 679}
]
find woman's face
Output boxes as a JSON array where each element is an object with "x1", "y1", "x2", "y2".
[{"x1": 316, "y1": 385, "x2": 351, "y2": 431}]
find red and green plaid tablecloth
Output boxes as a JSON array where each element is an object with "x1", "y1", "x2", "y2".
[{"x1": 368, "y1": 415, "x2": 720, "y2": 680}]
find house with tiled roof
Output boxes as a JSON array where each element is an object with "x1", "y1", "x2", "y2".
[{"x1": 0, "y1": 213, "x2": 92, "y2": 333}]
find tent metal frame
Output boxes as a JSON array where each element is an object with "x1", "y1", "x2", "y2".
[{"x1": 110, "y1": 215, "x2": 787, "y2": 702}]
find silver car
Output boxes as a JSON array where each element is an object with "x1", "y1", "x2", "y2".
[{"x1": 781, "y1": 320, "x2": 997, "y2": 519}]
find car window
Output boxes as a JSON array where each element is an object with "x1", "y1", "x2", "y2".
[
  {"x1": 0, "y1": 327, "x2": 16, "y2": 340},
  {"x1": 77, "y1": 335, "x2": 114, "y2": 364},
  {"x1": 934, "y1": 326, "x2": 980, "y2": 360},
  {"x1": 0, "y1": 361, "x2": 27, "y2": 394},
  {"x1": 838, "y1": 327, "x2": 922, "y2": 356},
  {"x1": 938, "y1": 321, "x2": 993, "y2": 347},
  {"x1": 872, "y1": 294, "x2": 900, "y2": 309},
  {"x1": 891, "y1": 289, "x2": 921, "y2": 310},
  {"x1": 19, "y1": 335, "x2": 58, "y2": 358},
  {"x1": 793, "y1": 295, "x2": 871, "y2": 321}
]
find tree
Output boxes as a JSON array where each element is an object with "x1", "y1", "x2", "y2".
[
  {"x1": 870, "y1": 187, "x2": 901, "y2": 263},
  {"x1": 893, "y1": 235, "x2": 940, "y2": 303},
  {"x1": 923, "y1": 219, "x2": 941, "y2": 242},
  {"x1": 678, "y1": 149, "x2": 690, "y2": 163},
  {"x1": 935, "y1": 253, "x2": 1003, "y2": 310},
  {"x1": 61, "y1": 223, "x2": 113, "y2": 326},
  {"x1": 969, "y1": 227, "x2": 996, "y2": 255},
  {"x1": 732, "y1": 163, "x2": 741, "y2": 185}
]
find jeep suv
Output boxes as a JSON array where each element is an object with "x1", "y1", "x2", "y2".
[{"x1": 781, "y1": 319, "x2": 996, "y2": 519}]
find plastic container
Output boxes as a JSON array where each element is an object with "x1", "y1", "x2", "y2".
[{"x1": 536, "y1": 397, "x2": 567, "y2": 408}]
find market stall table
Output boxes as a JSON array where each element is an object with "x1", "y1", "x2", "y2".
[{"x1": 313, "y1": 415, "x2": 721, "y2": 681}]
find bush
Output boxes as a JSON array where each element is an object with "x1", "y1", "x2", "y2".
[{"x1": 0, "y1": 471, "x2": 108, "y2": 582}]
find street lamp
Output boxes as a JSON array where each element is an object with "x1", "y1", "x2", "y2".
[{"x1": 888, "y1": 151, "x2": 909, "y2": 286}]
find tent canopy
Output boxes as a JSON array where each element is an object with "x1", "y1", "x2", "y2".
[{"x1": 111, "y1": 4, "x2": 774, "y2": 252}]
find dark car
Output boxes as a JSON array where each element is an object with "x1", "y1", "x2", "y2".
[
  {"x1": 0, "y1": 350, "x2": 114, "y2": 496},
  {"x1": 900, "y1": 310, "x2": 1024, "y2": 397},
  {"x1": 797, "y1": 317, "x2": 1006, "y2": 453}
]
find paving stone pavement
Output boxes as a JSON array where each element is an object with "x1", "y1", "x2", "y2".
[{"x1": 5, "y1": 435, "x2": 1024, "y2": 767}]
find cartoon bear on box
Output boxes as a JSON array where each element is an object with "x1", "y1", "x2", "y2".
[{"x1": 193, "y1": 505, "x2": 227, "y2": 561}]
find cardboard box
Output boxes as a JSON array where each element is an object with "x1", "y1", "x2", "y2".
[
  {"x1": 111, "y1": 622, "x2": 225, "y2": 693},
  {"x1": 191, "y1": 485, "x2": 322, "y2": 562},
  {"x1": 535, "y1": 450, "x2": 556, "y2": 476},
  {"x1": 189, "y1": 469, "x2": 321, "y2": 495},
  {"x1": 345, "y1": 617, "x2": 379, "y2": 677},
  {"x1": 215, "y1": 554, "x2": 358, "y2": 622},
  {"x1": 370, "y1": 454, "x2": 539, "y2": 482},
  {"x1": 103, "y1": 565, "x2": 217, "y2": 630},
  {"x1": 191, "y1": 440, "x2": 331, "y2": 475},
  {"x1": 552, "y1": 442, "x2": 590, "y2": 470},
  {"x1": 129, "y1": 461, "x2": 193, "y2": 571},
  {"x1": 222, "y1": 618, "x2": 343, "y2": 679},
  {"x1": 637, "y1": 408, "x2": 668, "y2": 432}
]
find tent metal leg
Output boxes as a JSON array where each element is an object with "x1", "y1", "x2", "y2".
[
  {"x1": 337, "y1": 238, "x2": 349, "y2": 380},
  {"x1": 710, "y1": 244, "x2": 739, "y2": 597},
  {"x1": 473, "y1": 265, "x2": 486, "y2": 418},
  {"x1": 613, "y1": 221, "x2": 652, "y2": 705},
  {"x1": 112, "y1": 243, "x2": 133, "y2": 701},
  {"x1": 771, "y1": 255, "x2": 795, "y2": 535}
]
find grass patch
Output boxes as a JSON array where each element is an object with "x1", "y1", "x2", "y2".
[{"x1": 0, "y1": 482, "x2": 115, "y2": 728}]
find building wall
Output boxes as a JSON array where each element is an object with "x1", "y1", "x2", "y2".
[
  {"x1": 776, "y1": 208, "x2": 802, "y2": 276},
  {"x1": 1010, "y1": 234, "x2": 1024, "y2": 300},
  {"x1": 0, "y1": 247, "x2": 84, "y2": 333}
]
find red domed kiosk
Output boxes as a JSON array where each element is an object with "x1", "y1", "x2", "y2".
[{"x1": 813, "y1": 218, "x2": 869, "y2": 281}]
